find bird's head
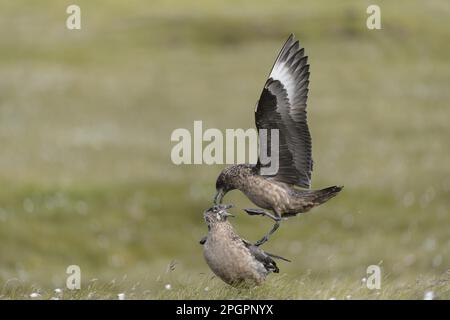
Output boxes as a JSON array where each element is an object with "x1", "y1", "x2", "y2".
[
  {"x1": 214, "y1": 166, "x2": 243, "y2": 204},
  {"x1": 204, "y1": 204, "x2": 234, "y2": 225}
]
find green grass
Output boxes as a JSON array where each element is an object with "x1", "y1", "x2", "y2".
[
  {"x1": 0, "y1": 0, "x2": 450, "y2": 299},
  {"x1": 2, "y1": 270, "x2": 450, "y2": 300}
]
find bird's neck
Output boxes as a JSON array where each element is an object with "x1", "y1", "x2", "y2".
[{"x1": 208, "y1": 221, "x2": 235, "y2": 239}]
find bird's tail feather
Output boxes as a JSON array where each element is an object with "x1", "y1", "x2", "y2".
[{"x1": 302, "y1": 185, "x2": 343, "y2": 206}]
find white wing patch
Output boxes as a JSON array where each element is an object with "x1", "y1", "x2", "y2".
[{"x1": 270, "y1": 61, "x2": 295, "y2": 106}]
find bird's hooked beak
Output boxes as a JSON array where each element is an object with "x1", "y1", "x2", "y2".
[
  {"x1": 210, "y1": 204, "x2": 234, "y2": 219},
  {"x1": 213, "y1": 189, "x2": 225, "y2": 205},
  {"x1": 224, "y1": 212, "x2": 235, "y2": 218},
  {"x1": 219, "y1": 204, "x2": 235, "y2": 218}
]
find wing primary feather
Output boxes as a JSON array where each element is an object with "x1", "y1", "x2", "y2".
[{"x1": 255, "y1": 34, "x2": 313, "y2": 188}]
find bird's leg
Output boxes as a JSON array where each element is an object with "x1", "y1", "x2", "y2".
[
  {"x1": 243, "y1": 208, "x2": 282, "y2": 246},
  {"x1": 243, "y1": 208, "x2": 279, "y2": 222},
  {"x1": 254, "y1": 221, "x2": 280, "y2": 247}
]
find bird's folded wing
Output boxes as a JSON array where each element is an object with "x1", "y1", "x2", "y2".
[
  {"x1": 255, "y1": 34, "x2": 313, "y2": 188},
  {"x1": 241, "y1": 239, "x2": 280, "y2": 273}
]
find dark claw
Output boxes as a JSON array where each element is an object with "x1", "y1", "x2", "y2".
[
  {"x1": 255, "y1": 237, "x2": 268, "y2": 247},
  {"x1": 254, "y1": 221, "x2": 280, "y2": 247},
  {"x1": 199, "y1": 236, "x2": 207, "y2": 245}
]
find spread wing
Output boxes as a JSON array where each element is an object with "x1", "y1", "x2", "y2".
[{"x1": 255, "y1": 34, "x2": 313, "y2": 188}]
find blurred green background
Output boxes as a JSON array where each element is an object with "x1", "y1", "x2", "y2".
[{"x1": 0, "y1": 0, "x2": 449, "y2": 299}]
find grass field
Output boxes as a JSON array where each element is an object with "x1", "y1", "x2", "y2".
[{"x1": 1, "y1": 0, "x2": 450, "y2": 299}]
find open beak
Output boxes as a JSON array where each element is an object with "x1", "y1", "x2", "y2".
[
  {"x1": 213, "y1": 189, "x2": 225, "y2": 205},
  {"x1": 220, "y1": 207, "x2": 234, "y2": 218},
  {"x1": 218, "y1": 204, "x2": 234, "y2": 218},
  {"x1": 224, "y1": 212, "x2": 235, "y2": 218}
]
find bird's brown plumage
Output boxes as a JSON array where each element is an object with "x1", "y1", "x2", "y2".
[
  {"x1": 213, "y1": 34, "x2": 343, "y2": 246},
  {"x1": 202, "y1": 205, "x2": 288, "y2": 286}
]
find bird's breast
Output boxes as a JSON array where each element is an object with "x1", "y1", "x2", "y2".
[
  {"x1": 203, "y1": 230, "x2": 266, "y2": 285},
  {"x1": 240, "y1": 176, "x2": 290, "y2": 212}
]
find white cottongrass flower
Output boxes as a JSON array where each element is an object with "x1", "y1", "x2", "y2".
[
  {"x1": 165, "y1": 284, "x2": 172, "y2": 290},
  {"x1": 54, "y1": 288, "x2": 63, "y2": 294},
  {"x1": 204, "y1": 287, "x2": 209, "y2": 292},
  {"x1": 118, "y1": 293, "x2": 126, "y2": 300},
  {"x1": 424, "y1": 291, "x2": 434, "y2": 300},
  {"x1": 30, "y1": 292, "x2": 41, "y2": 298}
]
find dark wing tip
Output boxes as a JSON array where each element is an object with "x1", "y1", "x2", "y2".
[{"x1": 265, "y1": 251, "x2": 291, "y2": 263}]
